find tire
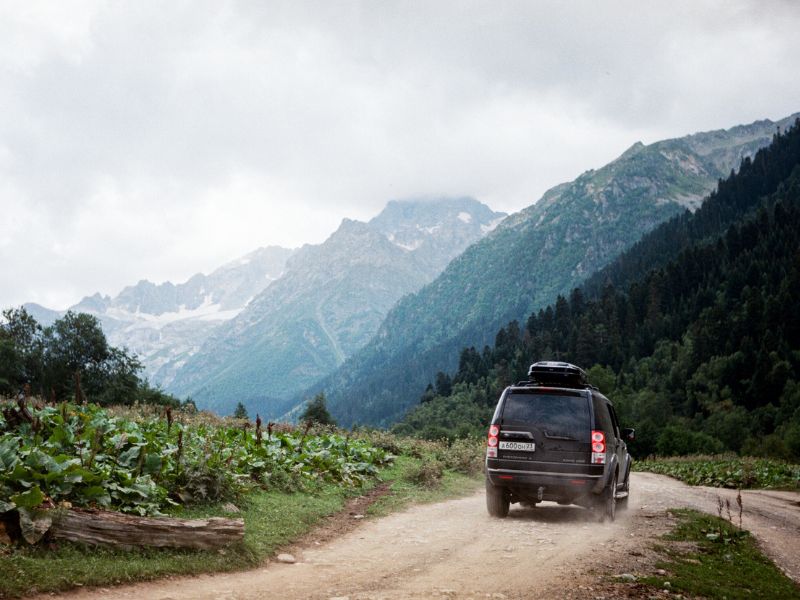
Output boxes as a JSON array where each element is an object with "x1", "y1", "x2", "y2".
[
  {"x1": 602, "y1": 472, "x2": 617, "y2": 522},
  {"x1": 486, "y1": 480, "x2": 510, "y2": 518}
]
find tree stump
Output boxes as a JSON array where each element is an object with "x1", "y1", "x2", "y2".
[{"x1": 50, "y1": 508, "x2": 245, "y2": 550}]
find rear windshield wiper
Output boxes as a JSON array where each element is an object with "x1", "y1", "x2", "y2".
[{"x1": 543, "y1": 432, "x2": 576, "y2": 440}]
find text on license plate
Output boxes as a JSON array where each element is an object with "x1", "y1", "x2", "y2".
[{"x1": 499, "y1": 441, "x2": 535, "y2": 452}]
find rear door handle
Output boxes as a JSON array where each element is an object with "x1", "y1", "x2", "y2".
[{"x1": 500, "y1": 430, "x2": 534, "y2": 440}]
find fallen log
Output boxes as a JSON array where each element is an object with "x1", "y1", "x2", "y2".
[{"x1": 49, "y1": 508, "x2": 245, "y2": 550}]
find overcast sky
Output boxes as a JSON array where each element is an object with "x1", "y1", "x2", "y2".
[{"x1": 1, "y1": 1, "x2": 799, "y2": 310}]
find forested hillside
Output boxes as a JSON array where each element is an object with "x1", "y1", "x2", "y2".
[
  {"x1": 396, "y1": 119, "x2": 800, "y2": 461},
  {"x1": 307, "y1": 115, "x2": 798, "y2": 427}
]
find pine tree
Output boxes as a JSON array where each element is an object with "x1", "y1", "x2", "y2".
[
  {"x1": 233, "y1": 402, "x2": 248, "y2": 419},
  {"x1": 301, "y1": 392, "x2": 336, "y2": 426}
]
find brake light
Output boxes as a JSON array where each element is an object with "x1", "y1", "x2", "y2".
[
  {"x1": 487, "y1": 425, "x2": 500, "y2": 458},
  {"x1": 591, "y1": 430, "x2": 606, "y2": 464}
]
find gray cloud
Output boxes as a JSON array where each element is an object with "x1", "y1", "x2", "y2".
[{"x1": 1, "y1": 0, "x2": 799, "y2": 309}]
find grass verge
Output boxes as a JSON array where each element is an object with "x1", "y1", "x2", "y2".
[
  {"x1": 639, "y1": 509, "x2": 800, "y2": 599},
  {"x1": 0, "y1": 460, "x2": 481, "y2": 598},
  {"x1": 368, "y1": 454, "x2": 482, "y2": 517},
  {"x1": 0, "y1": 482, "x2": 350, "y2": 598}
]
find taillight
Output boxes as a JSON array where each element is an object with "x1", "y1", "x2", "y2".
[
  {"x1": 591, "y1": 430, "x2": 606, "y2": 464},
  {"x1": 487, "y1": 425, "x2": 500, "y2": 458}
]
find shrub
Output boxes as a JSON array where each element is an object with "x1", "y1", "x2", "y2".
[
  {"x1": 353, "y1": 428, "x2": 404, "y2": 455},
  {"x1": 436, "y1": 438, "x2": 484, "y2": 476},
  {"x1": 403, "y1": 458, "x2": 444, "y2": 489}
]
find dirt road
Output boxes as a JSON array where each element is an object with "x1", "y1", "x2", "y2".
[{"x1": 43, "y1": 473, "x2": 800, "y2": 600}]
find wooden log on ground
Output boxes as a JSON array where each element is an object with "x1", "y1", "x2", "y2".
[{"x1": 49, "y1": 508, "x2": 245, "y2": 550}]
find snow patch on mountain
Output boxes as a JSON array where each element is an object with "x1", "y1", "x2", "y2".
[
  {"x1": 105, "y1": 295, "x2": 247, "y2": 330},
  {"x1": 394, "y1": 239, "x2": 423, "y2": 251}
]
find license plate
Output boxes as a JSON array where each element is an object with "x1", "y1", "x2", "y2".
[{"x1": 499, "y1": 441, "x2": 535, "y2": 452}]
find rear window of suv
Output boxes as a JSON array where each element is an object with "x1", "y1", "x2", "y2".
[{"x1": 501, "y1": 391, "x2": 590, "y2": 440}]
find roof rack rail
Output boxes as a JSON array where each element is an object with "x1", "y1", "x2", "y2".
[{"x1": 513, "y1": 380, "x2": 598, "y2": 391}]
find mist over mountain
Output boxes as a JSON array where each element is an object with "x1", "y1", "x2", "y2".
[
  {"x1": 166, "y1": 197, "x2": 506, "y2": 416},
  {"x1": 304, "y1": 113, "x2": 800, "y2": 427}
]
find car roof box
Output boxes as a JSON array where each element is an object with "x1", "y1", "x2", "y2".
[{"x1": 527, "y1": 361, "x2": 588, "y2": 387}]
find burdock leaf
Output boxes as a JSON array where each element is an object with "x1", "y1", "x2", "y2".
[{"x1": 10, "y1": 485, "x2": 45, "y2": 509}]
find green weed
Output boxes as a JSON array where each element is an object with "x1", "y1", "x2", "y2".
[
  {"x1": 635, "y1": 455, "x2": 800, "y2": 489},
  {"x1": 0, "y1": 400, "x2": 391, "y2": 517}
]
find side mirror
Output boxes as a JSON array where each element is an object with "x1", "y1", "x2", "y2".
[{"x1": 621, "y1": 428, "x2": 635, "y2": 442}]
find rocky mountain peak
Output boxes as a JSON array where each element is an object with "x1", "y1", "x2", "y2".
[
  {"x1": 368, "y1": 197, "x2": 506, "y2": 272},
  {"x1": 618, "y1": 141, "x2": 645, "y2": 160},
  {"x1": 371, "y1": 196, "x2": 503, "y2": 236},
  {"x1": 72, "y1": 292, "x2": 112, "y2": 314}
]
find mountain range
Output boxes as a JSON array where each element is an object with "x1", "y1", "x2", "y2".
[
  {"x1": 166, "y1": 198, "x2": 505, "y2": 416},
  {"x1": 304, "y1": 113, "x2": 800, "y2": 427},
  {"x1": 27, "y1": 198, "x2": 505, "y2": 417},
  {"x1": 21, "y1": 112, "x2": 799, "y2": 425}
]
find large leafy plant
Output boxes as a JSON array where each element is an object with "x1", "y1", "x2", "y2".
[{"x1": 0, "y1": 401, "x2": 391, "y2": 522}]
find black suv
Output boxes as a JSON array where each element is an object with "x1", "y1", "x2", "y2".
[{"x1": 485, "y1": 361, "x2": 633, "y2": 521}]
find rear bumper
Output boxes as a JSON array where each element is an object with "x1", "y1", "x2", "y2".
[
  {"x1": 487, "y1": 466, "x2": 601, "y2": 486},
  {"x1": 486, "y1": 465, "x2": 604, "y2": 499}
]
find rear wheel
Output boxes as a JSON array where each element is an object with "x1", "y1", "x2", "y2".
[
  {"x1": 602, "y1": 473, "x2": 617, "y2": 522},
  {"x1": 486, "y1": 480, "x2": 509, "y2": 518}
]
